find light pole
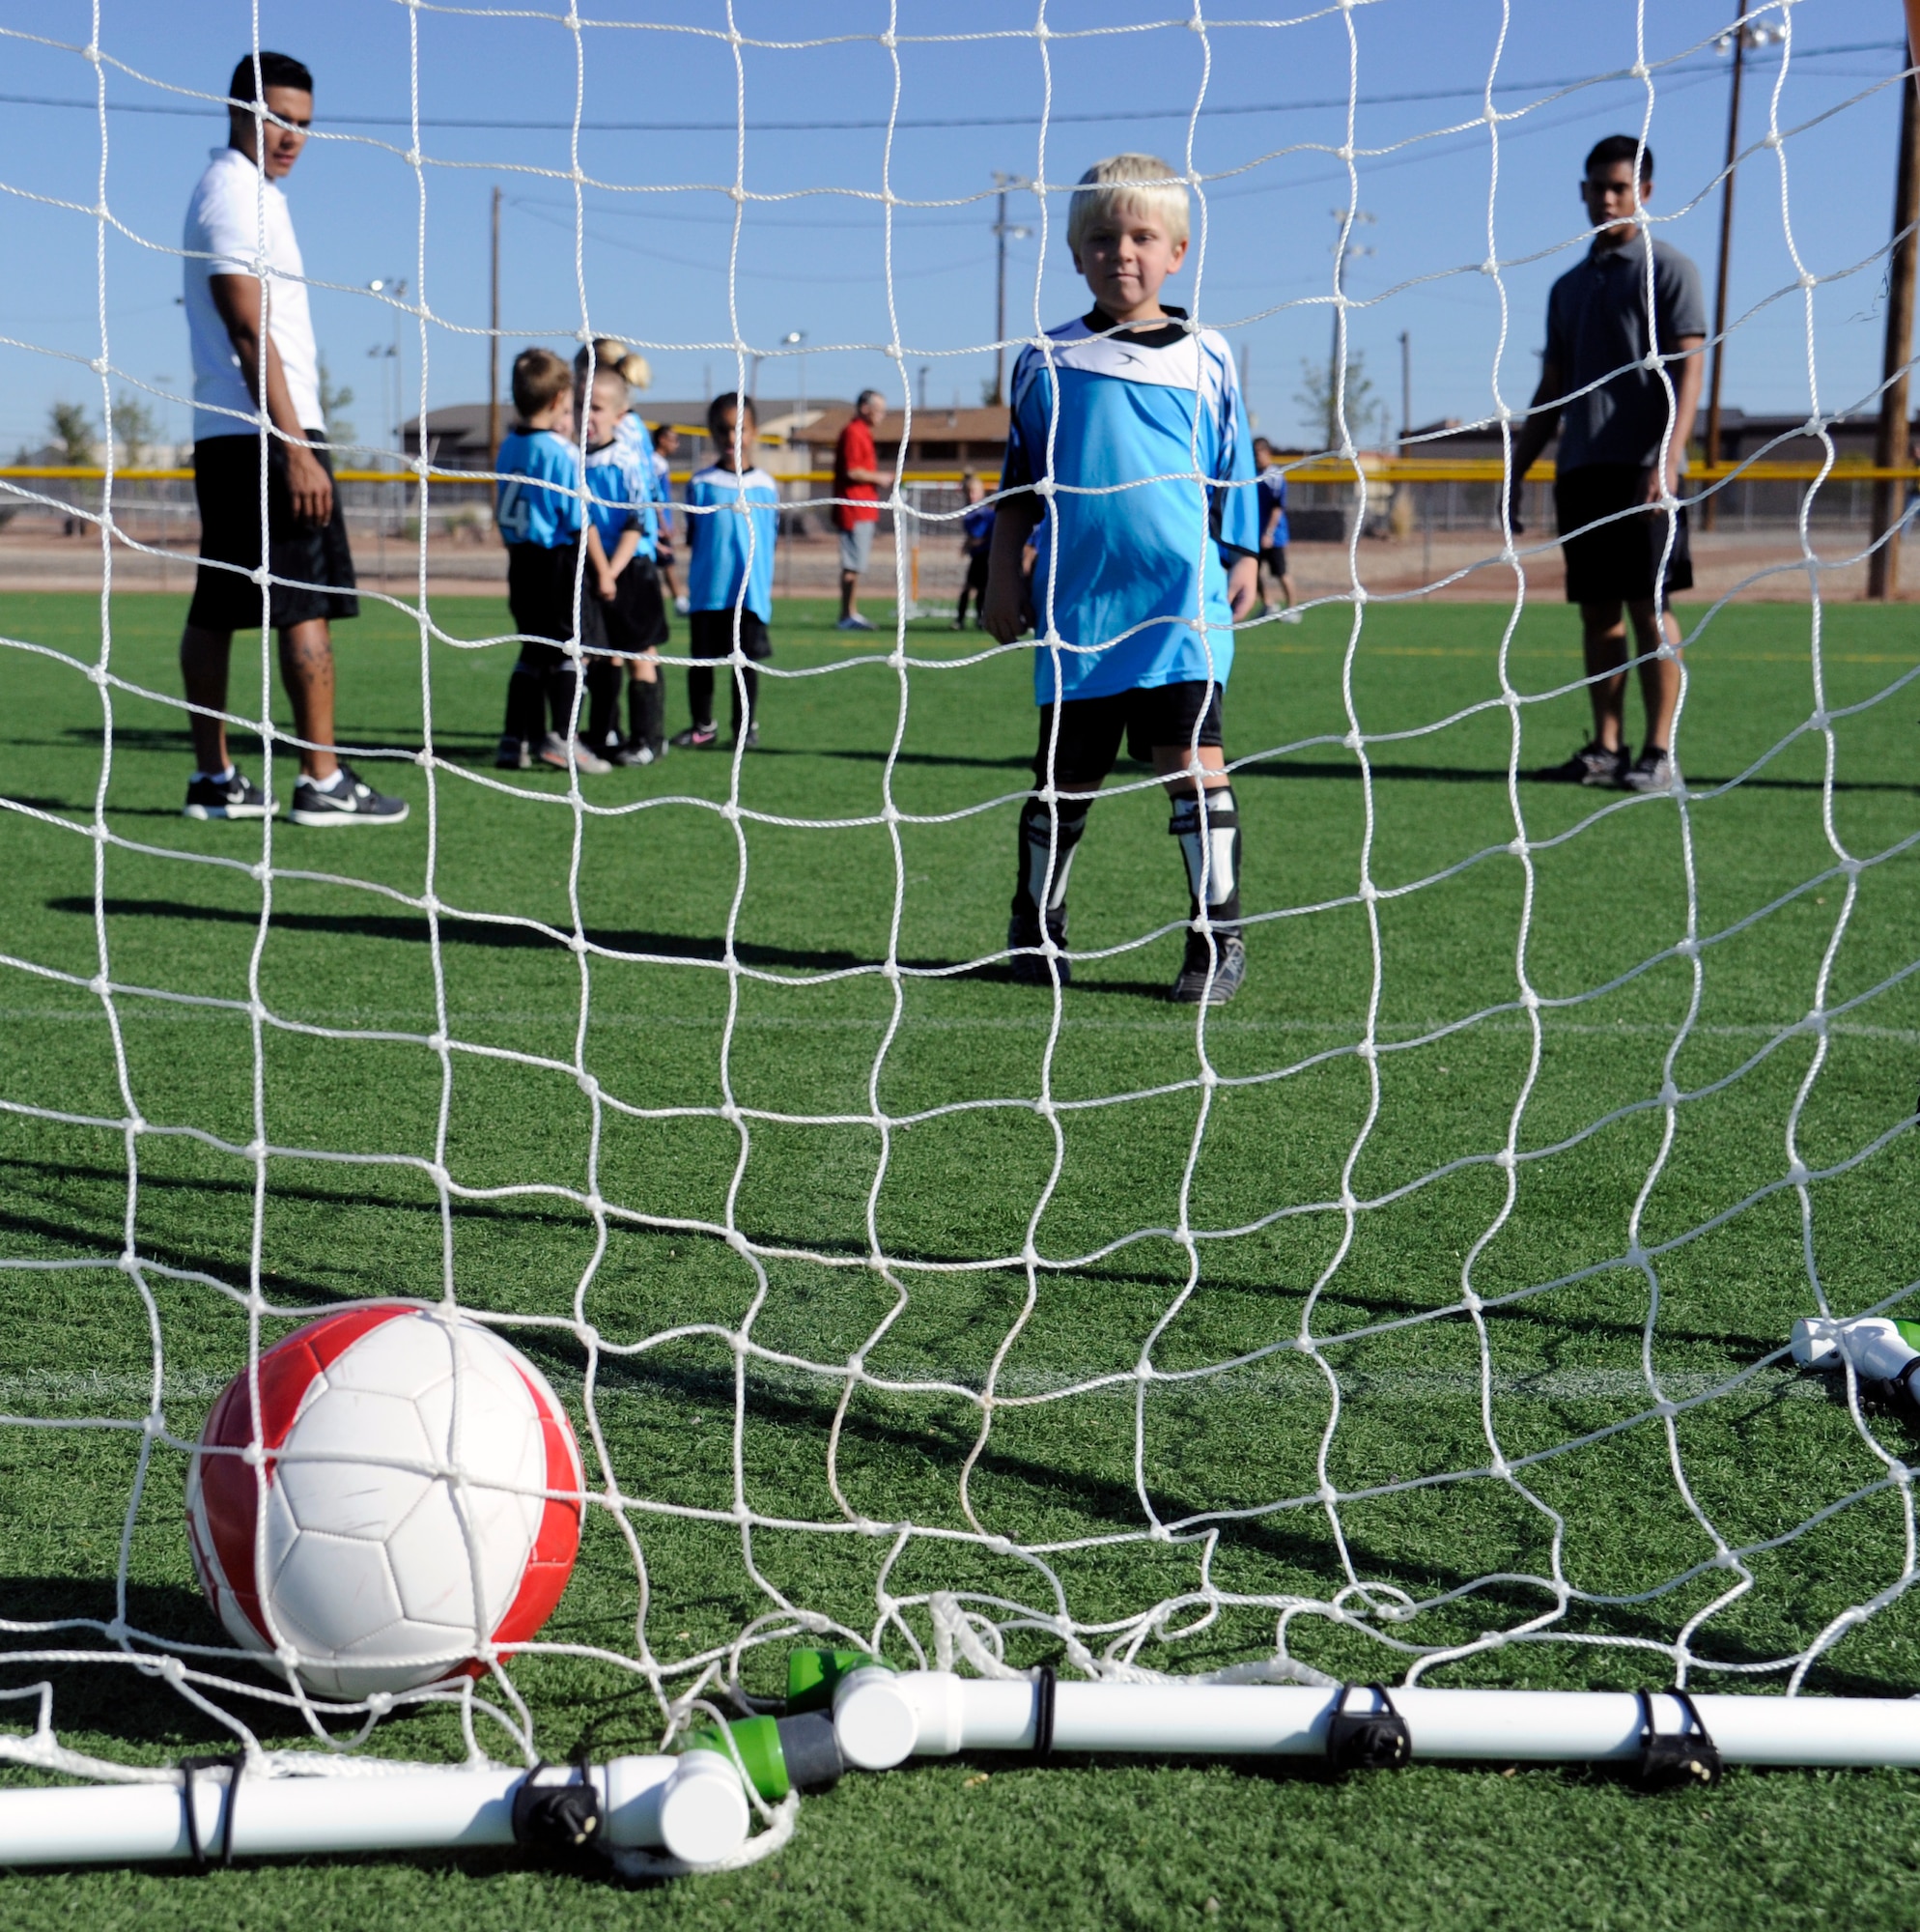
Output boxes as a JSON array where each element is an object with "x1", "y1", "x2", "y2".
[
  {"x1": 991, "y1": 173, "x2": 1032, "y2": 407},
  {"x1": 1398, "y1": 329, "x2": 1411, "y2": 452},
  {"x1": 779, "y1": 330, "x2": 807, "y2": 463},
  {"x1": 367, "y1": 277, "x2": 407, "y2": 463},
  {"x1": 1704, "y1": 20, "x2": 1782, "y2": 529}
]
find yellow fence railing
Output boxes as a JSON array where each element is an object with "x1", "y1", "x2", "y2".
[{"x1": 6, "y1": 461, "x2": 1920, "y2": 488}]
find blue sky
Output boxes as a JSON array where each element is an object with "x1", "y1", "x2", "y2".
[{"x1": 0, "y1": 0, "x2": 1908, "y2": 462}]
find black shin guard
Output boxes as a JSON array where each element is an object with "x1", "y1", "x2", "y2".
[
  {"x1": 584, "y1": 655, "x2": 622, "y2": 751},
  {"x1": 504, "y1": 661, "x2": 547, "y2": 743},
  {"x1": 731, "y1": 665, "x2": 759, "y2": 736},
  {"x1": 630, "y1": 672, "x2": 664, "y2": 752},
  {"x1": 1170, "y1": 787, "x2": 1242, "y2": 932},
  {"x1": 1013, "y1": 792, "x2": 1093, "y2": 920},
  {"x1": 687, "y1": 665, "x2": 716, "y2": 730}
]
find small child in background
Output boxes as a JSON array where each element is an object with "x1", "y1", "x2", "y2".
[
  {"x1": 673, "y1": 392, "x2": 777, "y2": 751},
  {"x1": 578, "y1": 348, "x2": 669, "y2": 765},
  {"x1": 494, "y1": 346, "x2": 614, "y2": 775},
  {"x1": 650, "y1": 424, "x2": 690, "y2": 615},
  {"x1": 1252, "y1": 436, "x2": 1296, "y2": 616},
  {"x1": 952, "y1": 470, "x2": 995, "y2": 629}
]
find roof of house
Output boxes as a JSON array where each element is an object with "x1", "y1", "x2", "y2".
[{"x1": 798, "y1": 405, "x2": 1010, "y2": 448}]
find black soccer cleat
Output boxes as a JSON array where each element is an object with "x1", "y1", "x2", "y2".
[
  {"x1": 611, "y1": 738, "x2": 661, "y2": 767},
  {"x1": 671, "y1": 724, "x2": 720, "y2": 751},
  {"x1": 1008, "y1": 906, "x2": 1070, "y2": 987},
  {"x1": 494, "y1": 735, "x2": 531, "y2": 770},
  {"x1": 183, "y1": 767, "x2": 274, "y2": 821},
  {"x1": 733, "y1": 723, "x2": 760, "y2": 752},
  {"x1": 1171, "y1": 928, "x2": 1246, "y2": 1005},
  {"x1": 289, "y1": 761, "x2": 409, "y2": 829},
  {"x1": 1537, "y1": 741, "x2": 1627, "y2": 786}
]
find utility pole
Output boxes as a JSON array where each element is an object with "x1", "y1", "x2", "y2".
[
  {"x1": 1398, "y1": 328, "x2": 1411, "y2": 452},
  {"x1": 991, "y1": 174, "x2": 1031, "y2": 407},
  {"x1": 1703, "y1": 29, "x2": 1750, "y2": 530},
  {"x1": 1870, "y1": 49, "x2": 1920, "y2": 600},
  {"x1": 487, "y1": 185, "x2": 501, "y2": 463}
]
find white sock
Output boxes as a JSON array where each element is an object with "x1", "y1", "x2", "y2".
[
  {"x1": 305, "y1": 768, "x2": 346, "y2": 794},
  {"x1": 192, "y1": 765, "x2": 236, "y2": 785}
]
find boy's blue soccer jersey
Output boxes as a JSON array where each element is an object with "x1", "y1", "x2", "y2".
[
  {"x1": 1002, "y1": 306, "x2": 1257, "y2": 703},
  {"x1": 585, "y1": 434, "x2": 657, "y2": 558},
  {"x1": 495, "y1": 428, "x2": 583, "y2": 550},
  {"x1": 686, "y1": 464, "x2": 779, "y2": 620},
  {"x1": 961, "y1": 501, "x2": 997, "y2": 554},
  {"x1": 1257, "y1": 465, "x2": 1289, "y2": 547}
]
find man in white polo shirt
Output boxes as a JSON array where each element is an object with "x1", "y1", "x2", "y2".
[{"x1": 179, "y1": 50, "x2": 405, "y2": 827}]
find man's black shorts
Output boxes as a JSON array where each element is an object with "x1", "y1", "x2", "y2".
[
  {"x1": 688, "y1": 609, "x2": 773, "y2": 662},
  {"x1": 1034, "y1": 679, "x2": 1225, "y2": 787},
  {"x1": 506, "y1": 542, "x2": 607, "y2": 655},
  {"x1": 604, "y1": 557, "x2": 669, "y2": 656},
  {"x1": 187, "y1": 432, "x2": 357, "y2": 632},
  {"x1": 1555, "y1": 463, "x2": 1693, "y2": 606},
  {"x1": 1261, "y1": 544, "x2": 1288, "y2": 579}
]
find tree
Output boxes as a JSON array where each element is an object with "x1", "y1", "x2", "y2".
[
  {"x1": 111, "y1": 391, "x2": 159, "y2": 468},
  {"x1": 1294, "y1": 351, "x2": 1391, "y2": 450},
  {"x1": 318, "y1": 355, "x2": 355, "y2": 450},
  {"x1": 48, "y1": 400, "x2": 96, "y2": 466}
]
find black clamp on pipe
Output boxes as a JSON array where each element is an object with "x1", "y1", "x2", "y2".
[
  {"x1": 1635, "y1": 1688, "x2": 1721, "y2": 1790},
  {"x1": 178, "y1": 1751, "x2": 245, "y2": 1869},
  {"x1": 1326, "y1": 1684, "x2": 1412, "y2": 1772}
]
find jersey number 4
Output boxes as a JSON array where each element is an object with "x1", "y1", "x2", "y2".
[{"x1": 498, "y1": 479, "x2": 532, "y2": 542}]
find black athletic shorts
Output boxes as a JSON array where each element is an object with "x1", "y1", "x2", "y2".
[
  {"x1": 186, "y1": 432, "x2": 357, "y2": 632},
  {"x1": 688, "y1": 609, "x2": 773, "y2": 662},
  {"x1": 506, "y1": 542, "x2": 607, "y2": 655},
  {"x1": 963, "y1": 549, "x2": 991, "y2": 593},
  {"x1": 1033, "y1": 679, "x2": 1225, "y2": 788},
  {"x1": 1261, "y1": 544, "x2": 1288, "y2": 579},
  {"x1": 604, "y1": 556, "x2": 669, "y2": 656},
  {"x1": 1555, "y1": 463, "x2": 1693, "y2": 606}
]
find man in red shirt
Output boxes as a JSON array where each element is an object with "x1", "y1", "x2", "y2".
[{"x1": 833, "y1": 388, "x2": 888, "y2": 630}]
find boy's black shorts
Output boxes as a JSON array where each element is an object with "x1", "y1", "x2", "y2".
[
  {"x1": 963, "y1": 549, "x2": 991, "y2": 593},
  {"x1": 1555, "y1": 463, "x2": 1694, "y2": 605},
  {"x1": 186, "y1": 433, "x2": 358, "y2": 632},
  {"x1": 1261, "y1": 543, "x2": 1288, "y2": 579},
  {"x1": 1033, "y1": 679, "x2": 1225, "y2": 788},
  {"x1": 506, "y1": 542, "x2": 607, "y2": 654},
  {"x1": 604, "y1": 556, "x2": 669, "y2": 656},
  {"x1": 688, "y1": 609, "x2": 773, "y2": 662}
]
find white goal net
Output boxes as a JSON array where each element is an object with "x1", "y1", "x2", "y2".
[{"x1": 1, "y1": 0, "x2": 1919, "y2": 1833}]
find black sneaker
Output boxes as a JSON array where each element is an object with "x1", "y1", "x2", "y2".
[
  {"x1": 1007, "y1": 906, "x2": 1070, "y2": 987},
  {"x1": 289, "y1": 761, "x2": 409, "y2": 829},
  {"x1": 494, "y1": 735, "x2": 531, "y2": 770},
  {"x1": 183, "y1": 767, "x2": 274, "y2": 821},
  {"x1": 732, "y1": 723, "x2": 760, "y2": 752},
  {"x1": 1538, "y1": 741, "x2": 1627, "y2": 786},
  {"x1": 671, "y1": 724, "x2": 720, "y2": 750},
  {"x1": 1171, "y1": 928, "x2": 1246, "y2": 1005}
]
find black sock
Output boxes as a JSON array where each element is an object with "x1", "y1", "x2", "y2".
[
  {"x1": 688, "y1": 665, "x2": 716, "y2": 729},
  {"x1": 1170, "y1": 788, "x2": 1242, "y2": 935},
  {"x1": 585, "y1": 656, "x2": 622, "y2": 750},
  {"x1": 545, "y1": 661, "x2": 585, "y2": 740},
  {"x1": 504, "y1": 661, "x2": 546, "y2": 743},
  {"x1": 1012, "y1": 792, "x2": 1092, "y2": 923},
  {"x1": 631, "y1": 674, "x2": 664, "y2": 751},
  {"x1": 731, "y1": 665, "x2": 759, "y2": 736}
]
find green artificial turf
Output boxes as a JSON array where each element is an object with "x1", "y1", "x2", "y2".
[{"x1": 0, "y1": 584, "x2": 1916, "y2": 1929}]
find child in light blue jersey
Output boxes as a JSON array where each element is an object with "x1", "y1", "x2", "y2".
[
  {"x1": 984, "y1": 153, "x2": 1259, "y2": 1003},
  {"x1": 578, "y1": 348, "x2": 668, "y2": 765},
  {"x1": 672, "y1": 393, "x2": 778, "y2": 751},
  {"x1": 494, "y1": 346, "x2": 615, "y2": 775}
]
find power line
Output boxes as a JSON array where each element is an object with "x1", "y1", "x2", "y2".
[{"x1": 0, "y1": 43, "x2": 1900, "y2": 137}]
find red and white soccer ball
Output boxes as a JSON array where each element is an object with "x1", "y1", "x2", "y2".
[{"x1": 186, "y1": 1306, "x2": 584, "y2": 1700}]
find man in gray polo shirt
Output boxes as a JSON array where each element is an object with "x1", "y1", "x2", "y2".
[{"x1": 1510, "y1": 134, "x2": 1706, "y2": 794}]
